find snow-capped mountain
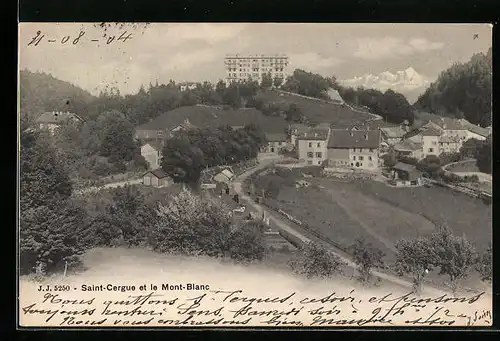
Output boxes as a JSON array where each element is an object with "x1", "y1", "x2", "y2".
[{"x1": 341, "y1": 67, "x2": 433, "y2": 103}]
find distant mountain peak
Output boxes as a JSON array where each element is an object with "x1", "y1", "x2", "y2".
[{"x1": 340, "y1": 68, "x2": 432, "y2": 104}]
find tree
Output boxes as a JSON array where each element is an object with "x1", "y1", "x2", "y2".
[
  {"x1": 282, "y1": 69, "x2": 335, "y2": 99},
  {"x1": 430, "y1": 225, "x2": 477, "y2": 293},
  {"x1": 151, "y1": 188, "x2": 232, "y2": 257},
  {"x1": 417, "y1": 155, "x2": 442, "y2": 178},
  {"x1": 20, "y1": 129, "x2": 73, "y2": 210},
  {"x1": 459, "y1": 138, "x2": 484, "y2": 159},
  {"x1": 227, "y1": 220, "x2": 267, "y2": 262},
  {"x1": 414, "y1": 48, "x2": 492, "y2": 126},
  {"x1": 476, "y1": 136, "x2": 491, "y2": 174},
  {"x1": 285, "y1": 103, "x2": 304, "y2": 122},
  {"x1": 161, "y1": 136, "x2": 206, "y2": 185},
  {"x1": 260, "y1": 72, "x2": 273, "y2": 89},
  {"x1": 350, "y1": 237, "x2": 385, "y2": 284},
  {"x1": 290, "y1": 242, "x2": 346, "y2": 279},
  {"x1": 99, "y1": 114, "x2": 137, "y2": 162},
  {"x1": 476, "y1": 244, "x2": 492, "y2": 283},
  {"x1": 273, "y1": 76, "x2": 284, "y2": 88},
  {"x1": 393, "y1": 237, "x2": 435, "y2": 294}
]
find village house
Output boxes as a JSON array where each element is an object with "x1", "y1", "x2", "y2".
[
  {"x1": 296, "y1": 127, "x2": 331, "y2": 166},
  {"x1": 438, "y1": 135, "x2": 462, "y2": 154},
  {"x1": 262, "y1": 132, "x2": 288, "y2": 154},
  {"x1": 393, "y1": 139, "x2": 423, "y2": 160},
  {"x1": 326, "y1": 129, "x2": 381, "y2": 170},
  {"x1": 213, "y1": 168, "x2": 235, "y2": 184},
  {"x1": 140, "y1": 140, "x2": 163, "y2": 170},
  {"x1": 142, "y1": 168, "x2": 171, "y2": 188},
  {"x1": 380, "y1": 125, "x2": 408, "y2": 146},
  {"x1": 35, "y1": 111, "x2": 84, "y2": 135},
  {"x1": 391, "y1": 162, "x2": 423, "y2": 186}
]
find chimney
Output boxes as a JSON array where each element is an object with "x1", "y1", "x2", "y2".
[
  {"x1": 314, "y1": 133, "x2": 318, "y2": 137},
  {"x1": 184, "y1": 118, "x2": 190, "y2": 124},
  {"x1": 364, "y1": 134, "x2": 368, "y2": 140},
  {"x1": 304, "y1": 132, "x2": 307, "y2": 137},
  {"x1": 350, "y1": 131, "x2": 353, "y2": 137}
]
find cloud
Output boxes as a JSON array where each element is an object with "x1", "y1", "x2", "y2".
[
  {"x1": 288, "y1": 52, "x2": 344, "y2": 72},
  {"x1": 154, "y1": 23, "x2": 248, "y2": 47},
  {"x1": 354, "y1": 37, "x2": 444, "y2": 60}
]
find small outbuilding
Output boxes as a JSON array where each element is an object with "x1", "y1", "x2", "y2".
[
  {"x1": 142, "y1": 168, "x2": 170, "y2": 187},
  {"x1": 391, "y1": 162, "x2": 423, "y2": 186}
]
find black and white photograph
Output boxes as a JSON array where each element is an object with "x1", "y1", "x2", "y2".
[{"x1": 18, "y1": 23, "x2": 492, "y2": 327}]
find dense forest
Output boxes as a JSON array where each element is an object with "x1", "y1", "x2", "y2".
[{"x1": 414, "y1": 48, "x2": 492, "y2": 127}]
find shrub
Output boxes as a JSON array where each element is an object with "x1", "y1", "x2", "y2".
[
  {"x1": 290, "y1": 242, "x2": 346, "y2": 279},
  {"x1": 227, "y1": 220, "x2": 266, "y2": 262},
  {"x1": 476, "y1": 244, "x2": 492, "y2": 282}
]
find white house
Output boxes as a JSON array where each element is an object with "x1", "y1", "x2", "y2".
[
  {"x1": 35, "y1": 111, "x2": 84, "y2": 135},
  {"x1": 140, "y1": 140, "x2": 163, "y2": 169},
  {"x1": 296, "y1": 127, "x2": 331, "y2": 166}
]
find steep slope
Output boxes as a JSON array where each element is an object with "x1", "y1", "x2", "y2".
[
  {"x1": 19, "y1": 70, "x2": 97, "y2": 121},
  {"x1": 414, "y1": 47, "x2": 492, "y2": 127}
]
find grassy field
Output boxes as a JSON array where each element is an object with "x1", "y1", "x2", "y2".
[
  {"x1": 259, "y1": 90, "x2": 374, "y2": 127},
  {"x1": 351, "y1": 180, "x2": 492, "y2": 252},
  {"x1": 447, "y1": 160, "x2": 480, "y2": 173}
]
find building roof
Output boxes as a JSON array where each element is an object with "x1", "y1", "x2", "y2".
[
  {"x1": 458, "y1": 119, "x2": 490, "y2": 137},
  {"x1": 327, "y1": 129, "x2": 380, "y2": 149},
  {"x1": 393, "y1": 162, "x2": 418, "y2": 173},
  {"x1": 380, "y1": 126, "x2": 407, "y2": 138},
  {"x1": 218, "y1": 169, "x2": 235, "y2": 179},
  {"x1": 265, "y1": 132, "x2": 288, "y2": 142},
  {"x1": 136, "y1": 105, "x2": 287, "y2": 134},
  {"x1": 420, "y1": 126, "x2": 443, "y2": 137},
  {"x1": 144, "y1": 168, "x2": 169, "y2": 179},
  {"x1": 297, "y1": 127, "x2": 330, "y2": 141},
  {"x1": 35, "y1": 111, "x2": 83, "y2": 124},
  {"x1": 327, "y1": 88, "x2": 345, "y2": 103},
  {"x1": 143, "y1": 140, "x2": 163, "y2": 151},
  {"x1": 394, "y1": 139, "x2": 422, "y2": 152}
]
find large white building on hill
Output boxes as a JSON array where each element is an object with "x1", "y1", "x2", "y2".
[{"x1": 224, "y1": 54, "x2": 289, "y2": 86}]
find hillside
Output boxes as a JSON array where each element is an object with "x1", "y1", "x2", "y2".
[
  {"x1": 19, "y1": 70, "x2": 96, "y2": 122},
  {"x1": 258, "y1": 90, "x2": 375, "y2": 128},
  {"x1": 414, "y1": 47, "x2": 492, "y2": 127},
  {"x1": 136, "y1": 105, "x2": 290, "y2": 134}
]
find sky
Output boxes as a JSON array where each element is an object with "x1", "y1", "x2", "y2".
[{"x1": 19, "y1": 23, "x2": 492, "y2": 96}]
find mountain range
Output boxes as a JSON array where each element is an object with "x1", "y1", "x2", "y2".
[{"x1": 340, "y1": 67, "x2": 432, "y2": 104}]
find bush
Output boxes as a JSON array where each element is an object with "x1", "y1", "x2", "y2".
[
  {"x1": 20, "y1": 202, "x2": 88, "y2": 275},
  {"x1": 476, "y1": 244, "x2": 492, "y2": 282},
  {"x1": 151, "y1": 188, "x2": 232, "y2": 257},
  {"x1": 227, "y1": 220, "x2": 266, "y2": 262},
  {"x1": 290, "y1": 242, "x2": 346, "y2": 279}
]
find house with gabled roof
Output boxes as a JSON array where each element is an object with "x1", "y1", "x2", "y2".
[
  {"x1": 142, "y1": 168, "x2": 171, "y2": 187},
  {"x1": 35, "y1": 111, "x2": 84, "y2": 135},
  {"x1": 262, "y1": 132, "x2": 288, "y2": 154},
  {"x1": 296, "y1": 127, "x2": 331, "y2": 166},
  {"x1": 326, "y1": 129, "x2": 381, "y2": 170}
]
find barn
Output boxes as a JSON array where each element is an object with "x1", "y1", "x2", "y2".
[{"x1": 142, "y1": 168, "x2": 171, "y2": 187}]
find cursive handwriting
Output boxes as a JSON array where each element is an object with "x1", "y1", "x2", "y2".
[
  {"x1": 27, "y1": 30, "x2": 133, "y2": 47},
  {"x1": 19, "y1": 288, "x2": 491, "y2": 327}
]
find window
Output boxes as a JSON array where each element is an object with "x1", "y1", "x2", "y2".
[
  {"x1": 368, "y1": 156, "x2": 372, "y2": 161},
  {"x1": 308, "y1": 142, "x2": 312, "y2": 148},
  {"x1": 317, "y1": 142, "x2": 320, "y2": 147},
  {"x1": 369, "y1": 149, "x2": 374, "y2": 152},
  {"x1": 359, "y1": 156, "x2": 364, "y2": 161},
  {"x1": 359, "y1": 148, "x2": 363, "y2": 153},
  {"x1": 428, "y1": 148, "x2": 434, "y2": 153},
  {"x1": 316, "y1": 152, "x2": 322, "y2": 158},
  {"x1": 307, "y1": 152, "x2": 314, "y2": 158},
  {"x1": 353, "y1": 148, "x2": 356, "y2": 152},
  {"x1": 432, "y1": 141, "x2": 437, "y2": 146},
  {"x1": 353, "y1": 156, "x2": 356, "y2": 160},
  {"x1": 351, "y1": 163, "x2": 354, "y2": 166},
  {"x1": 307, "y1": 160, "x2": 313, "y2": 165},
  {"x1": 318, "y1": 161, "x2": 321, "y2": 165},
  {"x1": 271, "y1": 148, "x2": 275, "y2": 153}
]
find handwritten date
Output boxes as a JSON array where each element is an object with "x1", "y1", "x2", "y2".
[{"x1": 27, "y1": 30, "x2": 133, "y2": 47}]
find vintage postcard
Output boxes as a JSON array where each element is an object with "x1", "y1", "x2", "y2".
[{"x1": 18, "y1": 23, "x2": 492, "y2": 328}]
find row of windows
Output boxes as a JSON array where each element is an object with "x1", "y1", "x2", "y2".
[
  {"x1": 353, "y1": 155, "x2": 373, "y2": 161},
  {"x1": 308, "y1": 142, "x2": 322, "y2": 148},
  {"x1": 352, "y1": 148, "x2": 375, "y2": 153},
  {"x1": 307, "y1": 152, "x2": 323, "y2": 158},
  {"x1": 307, "y1": 160, "x2": 323, "y2": 165}
]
